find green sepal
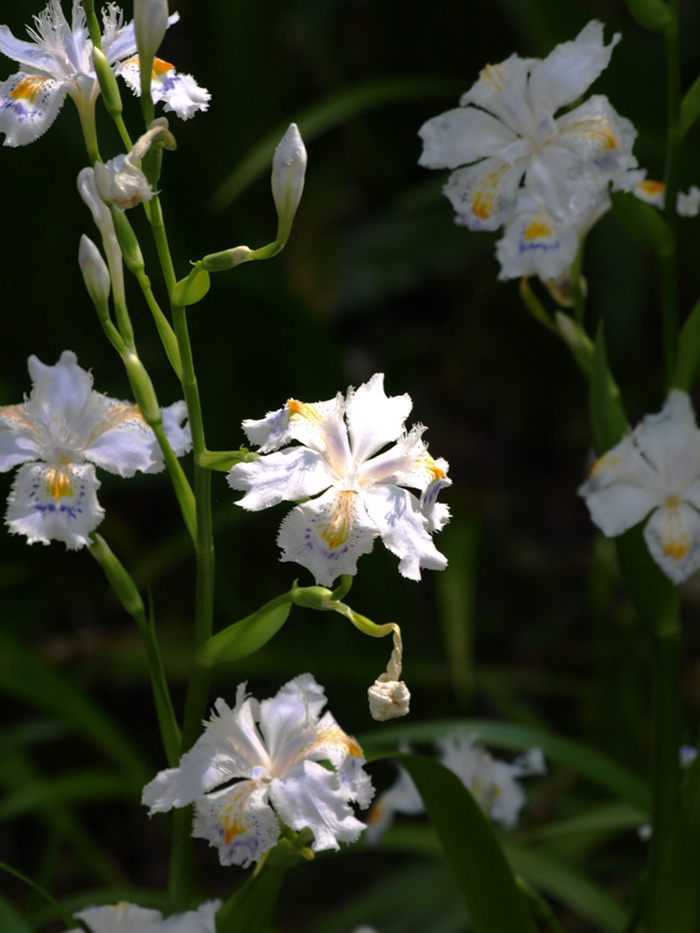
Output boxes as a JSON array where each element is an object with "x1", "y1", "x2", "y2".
[
  {"x1": 623, "y1": 0, "x2": 675, "y2": 31},
  {"x1": 171, "y1": 263, "x2": 210, "y2": 307},
  {"x1": 198, "y1": 592, "x2": 293, "y2": 665},
  {"x1": 387, "y1": 753, "x2": 540, "y2": 933},
  {"x1": 610, "y1": 187, "x2": 674, "y2": 257},
  {"x1": 679, "y1": 73, "x2": 700, "y2": 138},
  {"x1": 590, "y1": 322, "x2": 628, "y2": 456},
  {"x1": 672, "y1": 294, "x2": 700, "y2": 391}
]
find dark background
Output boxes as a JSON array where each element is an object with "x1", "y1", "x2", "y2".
[{"x1": 2, "y1": 0, "x2": 700, "y2": 929}]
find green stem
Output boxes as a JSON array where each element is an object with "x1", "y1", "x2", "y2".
[
  {"x1": 569, "y1": 235, "x2": 587, "y2": 326},
  {"x1": 112, "y1": 111, "x2": 135, "y2": 153},
  {"x1": 134, "y1": 268, "x2": 183, "y2": 379},
  {"x1": 149, "y1": 196, "x2": 177, "y2": 294},
  {"x1": 661, "y1": 4, "x2": 682, "y2": 384},
  {"x1": 73, "y1": 92, "x2": 101, "y2": 165},
  {"x1": 167, "y1": 300, "x2": 216, "y2": 912},
  {"x1": 645, "y1": 606, "x2": 683, "y2": 925},
  {"x1": 88, "y1": 534, "x2": 181, "y2": 768}
]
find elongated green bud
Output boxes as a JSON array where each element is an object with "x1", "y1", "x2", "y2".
[
  {"x1": 89, "y1": 534, "x2": 145, "y2": 620},
  {"x1": 122, "y1": 350, "x2": 160, "y2": 422},
  {"x1": 92, "y1": 47, "x2": 123, "y2": 116},
  {"x1": 110, "y1": 206, "x2": 146, "y2": 273},
  {"x1": 79, "y1": 235, "x2": 111, "y2": 318},
  {"x1": 201, "y1": 246, "x2": 252, "y2": 271},
  {"x1": 624, "y1": 0, "x2": 675, "y2": 31}
]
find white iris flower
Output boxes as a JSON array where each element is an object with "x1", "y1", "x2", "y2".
[
  {"x1": 579, "y1": 390, "x2": 700, "y2": 584},
  {"x1": 366, "y1": 733, "x2": 545, "y2": 844},
  {"x1": 72, "y1": 900, "x2": 220, "y2": 933},
  {"x1": 142, "y1": 674, "x2": 374, "y2": 868},
  {"x1": 418, "y1": 21, "x2": 636, "y2": 232},
  {"x1": 0, "y1": 351, "x2": 191, "y2": 549},
  {"x1": 227, "y1": 373, "x2": 450, "y2": 587},
  {"x1": 0, "y1": 1, "x2": 208, "y2": 147}
]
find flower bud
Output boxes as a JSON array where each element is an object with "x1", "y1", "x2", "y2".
[
  {"x1": 201, "y1": 246, "x2": 253, "y2": 271},
  {"x1": 271, "y1": 123, "x2": 307, "y2": 247},
  {"x1": 368, "y1": 676, "x2": 411, "y2": 721},
  {"x1": 92, "y1": 46, "x2": 123, "y2": 116},
  {"x1": 134, "y1": 0, "x2": 169, "y2": 66},
  {"x1": 79, "y1": 235, "x2": 111, "y2": 317}
]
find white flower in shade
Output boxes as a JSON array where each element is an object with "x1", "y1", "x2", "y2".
[
  {"x1": 73, "y1": 900, "x2": 220, "y2": 933},
  {"x1": 142, "y1": 674, "x2": 374, "y2": 868},
  {"x1": 0, "y1": 1, "x2": 201, "y2": 146},
  {"x1": 366, "y1": 734, "x2": 545, "y2": 844},
  {"x1": 579, "y1": 390, "x2": 700, "y2": 583},
  {"x1": 117, "y1": 54, "x2": 210, "y2": 120},
  {"x1": 633, "y1": 179, "x2": 700, "y2": 217},
  {"x1": 418, "y1": 21, "x2": 636, "y2": 232},
  {"x1": 0, "y1": 351, "x2": 191, "y2": 549},
  {"x1": 227, "y1": 373, "x2": 450, "y2": 587}
]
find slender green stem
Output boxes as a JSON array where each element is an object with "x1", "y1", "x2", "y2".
[
  {"x1": 149, "y1": 196, "x2": 177, "y2": 294},
  {"x1": 167, "y1": 301, "x2": 216, "y2": 912},
  {"x1": 661, "y1": 4, "x2": 682, "y2": 384},
  {"x1": 73, "y1": 93, "x2": 101, "y2": 165},
  {"x1": 134, "y1": 268, "x2": 183, "y2": 379},
  {"x1": 88, "y1": 535, "x2": 181, "y2": 768},
  {"x1": 112, "y1": 112, "x2": 134, "y2": 153},
  {"x1": 645, "y1": 607, "x2": 683, "y2": 926}
]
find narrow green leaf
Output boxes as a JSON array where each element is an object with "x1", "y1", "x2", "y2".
[
  {"x1": 590, "y1": 321, "x2": 629, "y2": 456},
  {"x1": 0, "y1": 633, "x2": 149, "y2": 784},
  {"x1": 362, "y1": 721, "x2": 649, "y2": 811},
  {"x1": 0, "y1": 769, "x2": 133, "y2": 821},
  {"x1": 390, "y1": 753, "x2": 539, "y2": 933},
  {"x1": 644, "y1": 749, "x2": 700, "y2": 931},
  {"x1": 672, "y1": 294, "x2": 700, "y2": 391},
  {"x1": 519, "y1": 801, "x2": 648, "y2": 843},
  {"x1": 199, "y1": 593, "x2": 293, "y2": 665},
  {"x1": 216, "y1": 866, "x2": 287, "y2": 933},
  {"x1": 623, "y1": 0, "x2": 675, "y2": 31},
  {"x1": 0, "y1": 862, "x2": 76, "y2": 932},
  {"x1": 505, "y1": 846, "x2": 628, "y2": 933},
  {"x1": 211, "y1": 77, "x2": 460, "y2": 210},
  {"x1": 610, "y1": 188, "x2": 674, "y2": 256},
  {"x1": 680, "y1": 73, "x2": 700, "y2": 138},
  {"x1": 0, "y1": 894, "x2": 32, "y2": 933}
]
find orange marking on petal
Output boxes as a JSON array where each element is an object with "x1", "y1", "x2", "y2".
[
  {"x1": 45, "y1": 468, "x2": 74, "y2": 499},
  {"x1": 662, "y1": 537, "x2": 690, "y2": 561},
  {"x1": 312, "y1": 724, "x2": 364, "y2": 758},
  {"x1": 10, "y1": 76, "x2": 48, "y2": 101},
  {"x1": 639, "y1": 180, "x2": 666, "y2": 196},
  {"x1": 523, "y1": 215, "x2": 551, "y2": 240},
  {"x1": 152, "y1": 57, "x2": 174, "y2": 77},
  {"x1": 319, "y1": 490, "x2": 356, "y2": 550},
  {"x1": 481, "y1": 63, "x2": 505, "y2": 91},
  {"x1": 287, "y1": 399, "x2": 321, "y2": 424}
]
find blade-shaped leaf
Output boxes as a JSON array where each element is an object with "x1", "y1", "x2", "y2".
[
  {"x1": 362, "y1": 721, "x2": 649, "y2": 811},
  {"x1": 386, "y1": 753, "x2": 540, "y2": 933}
]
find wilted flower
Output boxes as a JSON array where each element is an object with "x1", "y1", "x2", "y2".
[
  {"x1": 94, "y1": 123, "x2": 173, "y2": 209},
  {"x1": 367, "y1": 733, "x2": 545, "y2": 844},
  {"x1": 72, "y1": 900, "x2": 220, "y2": 933},
  {"x1": 579, "y1": 390, "x2": 700, "y2": 583},
  {"x1": 418, "y1": 21, "x2": 636, "y2": 233},
  {"x1": 0, "y1": 1, "x2": 204, "y2": 146},
  {"x1": 227, "y1": 373, "x2": 450, "y2": 586},
  {"x1": 0, "y1": 351, "x2": 191, "y2": 549},
  {"x1": 142, "y1": 674, "x2": 374, "y2": 867}
]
